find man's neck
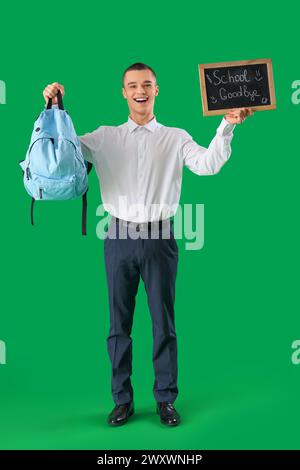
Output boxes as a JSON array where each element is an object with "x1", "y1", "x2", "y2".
[{"x1": 129, "y1": 113, "x2": 155, "y2": 126}]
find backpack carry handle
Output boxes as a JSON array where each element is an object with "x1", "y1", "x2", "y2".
[{"x1": 46, "y1": 89, "x2": 64, "y2": 110}]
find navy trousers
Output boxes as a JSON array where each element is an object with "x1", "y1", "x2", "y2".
[{"x1": 104, "y1": 217, "x2": 179, "y2": 405}]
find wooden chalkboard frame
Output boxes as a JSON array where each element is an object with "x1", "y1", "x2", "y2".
[{"x1": 198, "y1": 59, "x2": 276, "y2": 116}]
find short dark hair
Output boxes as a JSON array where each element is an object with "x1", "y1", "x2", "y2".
[{"x1": 122, "y1": 62, "x2": 157, "y2": 86}]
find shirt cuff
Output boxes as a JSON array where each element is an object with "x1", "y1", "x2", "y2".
[{"x1": 217, "y1": 117, "x2": 236, "y2": 136}]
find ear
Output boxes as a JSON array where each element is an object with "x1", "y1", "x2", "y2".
[
  {"x1": 155, "y1": 84, "x2": 159, "y2": 97},
  {"x1": 122, "y1": 87, "x2": 127, "y2": 99}
]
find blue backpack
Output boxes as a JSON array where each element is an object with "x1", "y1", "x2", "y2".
[{"x1": 19, "y1": 91, "x2": 92, "y2": 235}]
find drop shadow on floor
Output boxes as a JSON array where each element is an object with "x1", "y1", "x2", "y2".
[{"x1": 41, "y1": 394, "x2": 219, "y2": 433}]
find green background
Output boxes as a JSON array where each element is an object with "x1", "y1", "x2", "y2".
[{"x1": 1, "y1": 0, "x2": 300, "y2": 450}]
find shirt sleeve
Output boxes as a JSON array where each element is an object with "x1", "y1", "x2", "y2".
[
  {"x1": 78, "y1": 129, "x2": 103, "y2": 164},
  {"x1": 181, "y1": 118, "x2": 236, "y2": 175}
]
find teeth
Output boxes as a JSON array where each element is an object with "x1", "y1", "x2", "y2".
[{"x1": 135, "y1": 98, "x2": 147, "y2": 102}]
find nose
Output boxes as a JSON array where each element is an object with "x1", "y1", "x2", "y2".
[{"x1": 136, "y1": 85, "x2": 147, "y2": 94}]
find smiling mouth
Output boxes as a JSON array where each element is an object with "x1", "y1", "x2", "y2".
[{"x1": 134, "y1": 97, "x2": 148, "y2": 103}]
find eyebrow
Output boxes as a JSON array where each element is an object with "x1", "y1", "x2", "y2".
[{"x1": 127, "y1": 80, "x2": 154, "y2": 85}]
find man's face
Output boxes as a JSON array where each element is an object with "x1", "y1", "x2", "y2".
[{"x1": 122, "y1": 69, "x2": 159, "y2": 117}]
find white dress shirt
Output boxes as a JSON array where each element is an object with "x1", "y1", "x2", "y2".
[{"x1": 79, "y1": 116, "x2": 235, "y2": 223}]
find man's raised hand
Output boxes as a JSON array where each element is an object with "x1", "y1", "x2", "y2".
[
  {"x1": 43, "y1": 82, "x2": 65, "y2": 106},
  {"x1": 224, "y1": 107, "x2": 254, "y2": 124}
]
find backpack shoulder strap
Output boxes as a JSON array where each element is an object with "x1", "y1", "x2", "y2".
[
  {"x1": 19, "y1": 160, "x2": 36, "y2": 227},
  {"x1": 31, "y1": 198, "x2": 35, "y2": 225},
  {"x1": 81, "y1": 162, "x2": 93, "y2": 236}
]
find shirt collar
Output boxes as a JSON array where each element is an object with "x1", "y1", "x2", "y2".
[{"x1": 127, "y1": 116, "x2": 158, "y2": 133}]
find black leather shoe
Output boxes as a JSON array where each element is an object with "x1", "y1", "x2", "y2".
[
  {"x1": 107, "y1": 401, "x2": 134, "y2": 426},
  {"x1": 156, "y1": 401, "x2": 181, "y2": 426}
]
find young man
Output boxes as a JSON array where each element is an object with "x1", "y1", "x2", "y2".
[{"x1": 43, "y1": 63, "x2": 253, "y2": 427}]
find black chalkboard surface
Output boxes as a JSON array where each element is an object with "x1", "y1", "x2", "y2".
[{"x1": 199, "y1": 59, "x2": 276, "y2": 116}]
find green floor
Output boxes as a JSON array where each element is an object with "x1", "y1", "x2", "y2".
[{"x1": 1, "y1": 365, "x2": 299, "y2": 450}]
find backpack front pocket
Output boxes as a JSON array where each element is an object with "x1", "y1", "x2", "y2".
[{"x1": 30, "y1": 174, "x2": 76, "y2": 200}]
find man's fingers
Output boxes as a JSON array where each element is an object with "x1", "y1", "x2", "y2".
[
  {"x1": 226, "y1": 110, "x2": 236, "y2": 116},
  {"x1": 243, "y1": 108, "x2": 254, "y2": 118},
  {"x1": 238, "y1": 111, "x2": 243, "y2": 118},
  {"x1": 226, "y1": 110, "x2": 241, "y2": 120},
  {"x1": 43, "y1": 82, "x2": 65, "y2": 104},
  {"x1": 53, "y1": 83, "x2": 65, "y2": 95},
  {"x1": 45, "y1": 83, "x2": 64, "y2": 97},
  {"x1": 52, "y1": 82, "x2": 63, "y2": 91},
  {"x1": 225, "y1": 106, "x2": 256, "y2": 124},
  {"x1": 227, "y1": 107, "x2": 254, "y2": 119}
]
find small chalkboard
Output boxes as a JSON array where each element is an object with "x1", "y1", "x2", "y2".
[{"x1": 198, "y1": 59, "x2": 276, "y2": 116}]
